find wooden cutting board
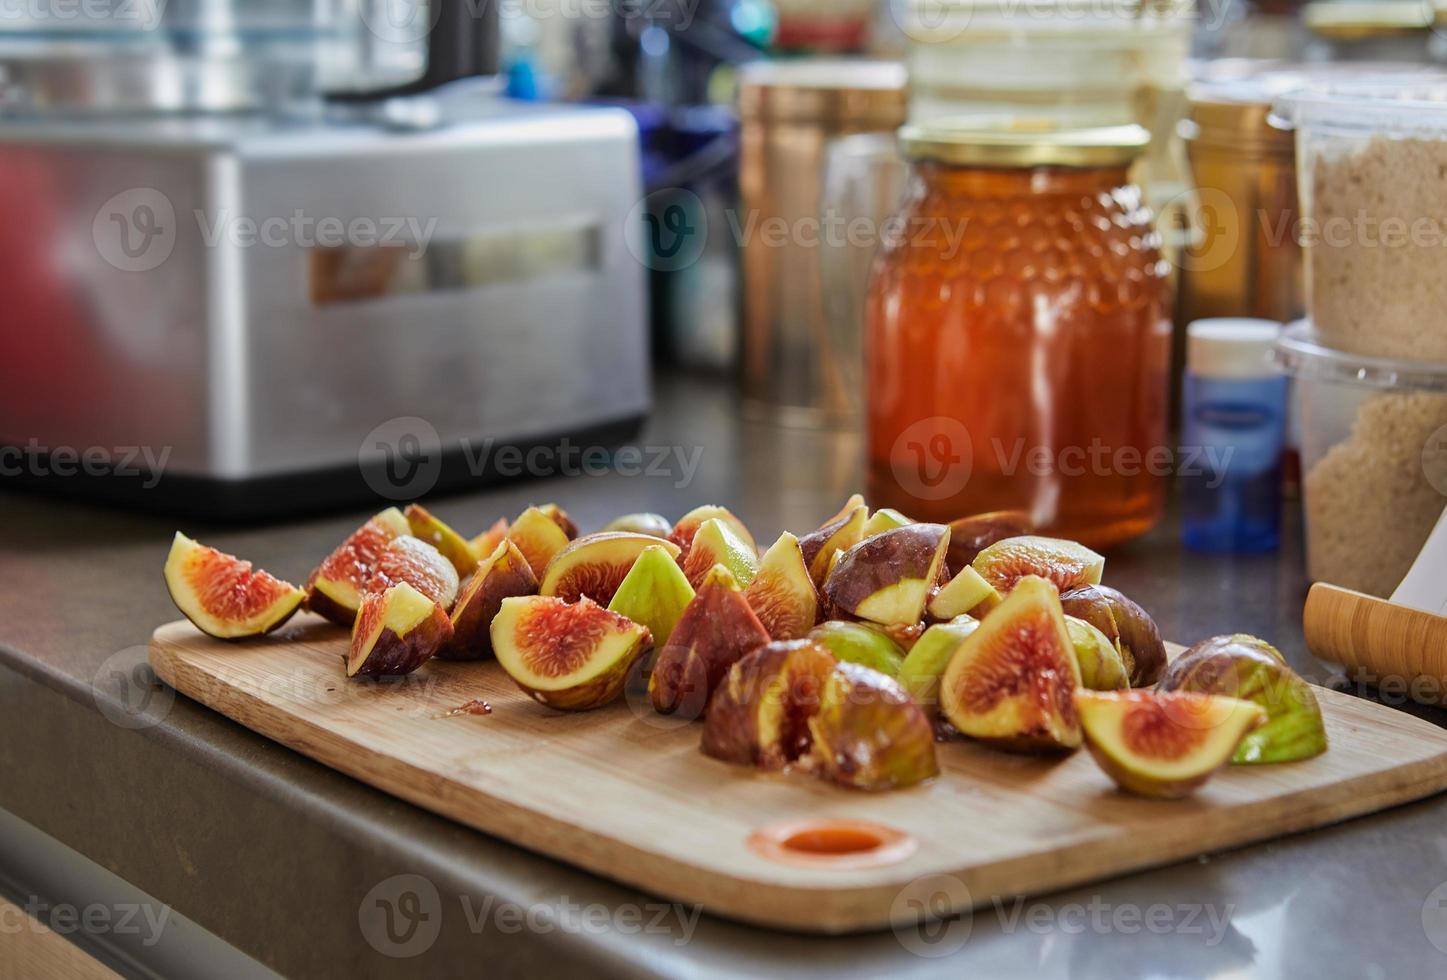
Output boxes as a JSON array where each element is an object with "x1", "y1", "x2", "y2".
[{"x1": 150, "y1": 615, "x2": 1447, "y2": 934}]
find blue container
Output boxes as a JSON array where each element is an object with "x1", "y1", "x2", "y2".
[{"x1": 1181, "y1": 320, "x2": 1288, "y2": 554}]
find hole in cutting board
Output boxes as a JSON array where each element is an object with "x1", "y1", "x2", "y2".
[{"x1": 748, "y1": 819, "x2": 916, "y2": 869}]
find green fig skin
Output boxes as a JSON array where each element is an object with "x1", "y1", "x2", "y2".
[
  {"x1": 808, "y1": 621, "x2": 906, "y2": 677},
  {"x1": 1157, "y1": 638, "x2": 1327, "y2": 765}
]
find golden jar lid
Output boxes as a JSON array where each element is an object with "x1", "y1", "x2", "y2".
[
  {"x1": 1303, "y1": 1, "x2": 1433, "y2": 39},
  {"x1": 898, "y1": 118, "x2": 1150, "y2": 168},
  {"x1": 738, "y1": 59, "x2": 908, "y2": 125}
]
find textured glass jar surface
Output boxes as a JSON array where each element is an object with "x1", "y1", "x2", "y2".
[{"x1": 864, "y1": 162, "x2": 1172, "y2": 548}]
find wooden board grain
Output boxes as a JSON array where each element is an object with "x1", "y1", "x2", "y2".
[{"x1": 150, "y1": 615, "x2": 1447, "y2": 933}]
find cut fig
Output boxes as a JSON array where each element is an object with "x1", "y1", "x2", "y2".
[
  {"x1": 537, "y1": 503, "x2": 579, "y2": 540},
  {"x1": 306, "y1": 507, "x2": 412, "y2": 625},
  {"x1": 607, "y1": 544, "x2": 695, "y2": 646},
  {"x1": 1065, "y1": 615, "x2": 1130, "y2": 691},
  {"x1": 973, "y1": 535, "x2": 1104, "y2": 596},
  {"x1": 441, "y1": 540, "x2": 538, "y2": 660},
  {"x1": 822, "y1": 523, "x2": 951, "y2": 627},
  {"x1": 927, "y1": 565, "x2": 1000, "y2": 622},
  {"x1": 808, "y1": 621, "x2": 905, "y2": 677},
  {"x1": 164, "y1": 532, "x2": 304, "y2": 639},
  {"x1": 945, "y1": 510, "x2": 1035, "y2": 575},
  {"x1": 468, "y1": 518, "x2": 509, "y2": 562},
  {"x1": 404, "y1": 503, "x2": 478, "y2": 577},
  {"x1": 649, "y1": 564, "x2": 772, "y2": 719},
  {"x1": 366, "y1": 536, "x2": 460, "y2": 611},
  {"x1": 540, "y1": 532, "x2": 681, "y2": 606},
  {"x1": 702, "y1": 639, "x2": 837, "y2": 770},
  {"x1": 506, "y1": 506, "x2": 573, "y2": 579},
  {"x1": 898, "y1": 619, "x2": 979, "y2": 707},
  {"x1": 1059, "y1": 584, "x2": 1167, "y2": 687},
  {"x1": 743, "y1": 532, "x2": 819, "y2": 641},
  {"x1": 804, "y1": 662, "x2": 940, "y2": 791},
  {"x1": 940, "y1": 575, "x2": 1082, "y2": 752},
  {"x1": 1157, "y1": 635, "x2": 1327, "y2": 764},
  {"x1": 348, "y1": 582, "x2": 453, "y2": 678},
  {"x1": 669, "y1": 505, "x2": 757, "y2": 561},
  {"x1": 863, "y1": 508, "x2": 913, "y2": 538},
  {"x1": 491, "y1": 595, "x2": 652, "y2": 711},
  {"x1": 1075, "y1": 690, "x2": 1267, "y2": 798},
  {"x1": 681, "y1": 517, "x2": 759, "y2": 589},
  {"x1": 799, "y1": 494, "x2": 869, "y2": 585},
  {"x1": 602, "y1": 512, "x2": 673, "y2": 538}
]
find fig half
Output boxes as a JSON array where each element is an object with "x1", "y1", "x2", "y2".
[
  {"x1": 491, "y1": 595, "x2": 652, "y2": 711},
  {"x1": 702, "y1": 639, "x2": 837, "y2": 770},
  {"x1": 799, "y1": 494, "x2": 869, "y2": 584},
  {"x1": 405, "y1": 503, "x2": 478, "y2": 577},
  {"x1": 1058, "y1": 584, "x2": 1167, "y2": 687},
  {"x1": 804, "y1": 662, "x2": 940, "y2": 791},
  {"x1": 1075, "y1": 690, "x2": 1267, "y2": 798},
  {"x1": 807, "y1": 621, "x2": 905, "y2": 677},
  {"x1": 926, "y1": 565, "x2": 1000, "y2": 622},
  {"x1": 1157, "y1": 635, "x2": 1327, "y2": 764},
  {"x1": 945, "y1": 510, "x2": 1035, "y2": 575},
  {"x1": 940, "y1": 575, "x2": 1082, "y2": 752},
  {"x1": 743, "y1": 532, "x2": 818, "y2": 641},
  {"x1": 973, "y1": 535, "x2": 1104, "y2": 596},
  {"x1": 366, "y1": 536, "x2": 460, "y2": 611},
  {"x1": 681, "y1": 517, "x2": 759, "y2": 589},
  {"x1": 607, "y1": 544, "x2": 695, "y2": 646},
  {"x1": 164, "y1": 532, "x2": 304, "y2": 639},
  {"x1": 348, "y1": 582, "x2": 453, "y2": 678},
  {"x1": 1065, "y1": 616, "x2": 1130, "y2": 691},
  {"x1": 539, "y1": 532, "x2": 681, "y2": 606},
  {"x1": 669, "y1": 505, "x2": 757, "y2": 561},
  {"x1": 441, "y1": 540, "x2": 538, "y2": 660},
  {"x1": 822, "y1": 523, "x2": 951, "y2": 627},
  {"x1": 649, "y1": 565, "x2": 771, "y2": 718},
  {"x1": 506, "y1": 506, "x2": 573, "y2": 579},
  {"x1": 306, "y1": 507, "x2": 412, "y2": 625}
]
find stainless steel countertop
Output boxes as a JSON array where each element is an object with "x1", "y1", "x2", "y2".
[{"x1": 3, "y1": 374, "x2": 1447, "y2": 978}]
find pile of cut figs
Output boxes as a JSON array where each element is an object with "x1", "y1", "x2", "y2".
[{"x1": 163, "y1": 496, "x2": 1328, "y2": 798}]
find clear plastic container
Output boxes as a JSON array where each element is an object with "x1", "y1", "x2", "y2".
[
  {"x1": 1273, "y1": 323, "x2": 1447, "y2": 598},
  {"x1": 1273, "y1": 82, "x2": 1447, "y2": 363}
]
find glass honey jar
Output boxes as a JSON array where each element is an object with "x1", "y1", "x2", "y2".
[{"x1": 865, "y1": 121, "x2": 1172, "y2": 548}]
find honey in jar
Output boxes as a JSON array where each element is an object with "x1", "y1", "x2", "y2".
[{"x1": 865, "y1": 122, "x2": 1172, "y2": 549}]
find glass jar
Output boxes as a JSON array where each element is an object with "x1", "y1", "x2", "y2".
[{"x1": 865, "y1": 121, "x2": 1173, "y2": 548}]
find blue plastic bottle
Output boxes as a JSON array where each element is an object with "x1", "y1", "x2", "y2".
[{"x1": 1181, "y1": 320, "x2": 1288, "y2": 554}]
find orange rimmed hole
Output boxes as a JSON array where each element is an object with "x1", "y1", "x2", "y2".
[
  {"x1": 782, "y1": 826, "x2": 886, "y2": 856},
  {"x1": 749, "y1": 819, "x2": 916, "y2": 869}
]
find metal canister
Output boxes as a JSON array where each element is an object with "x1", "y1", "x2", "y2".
[
  {"x1": 737, "y1": 60, "x2": 908, "y2": 427},
  {"x1": 1177, "y1": 67, "x2": 1305, "y2": 330}
]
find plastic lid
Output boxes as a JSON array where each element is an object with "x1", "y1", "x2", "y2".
[
  {"x1": 1272, "y1": 321, "x2": 1447, "y2": 390},
  {"x1": 1187, "y1": 319, "x2": 1283, "y2": 379},
  {"x1": 899, "y1": 118, "x2": 1149, "y2": 168},
  {"x1": 1272, "y1": 78, "x2": 1447, "y2": 134}
]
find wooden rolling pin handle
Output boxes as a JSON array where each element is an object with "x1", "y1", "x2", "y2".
[{"x1": 1303, "y1": 582, "x2": 1447, "y2": 706}]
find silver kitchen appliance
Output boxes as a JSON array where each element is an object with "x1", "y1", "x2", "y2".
[{"x1": 0, "y1": 1, "x2": 650, "y2": 518}]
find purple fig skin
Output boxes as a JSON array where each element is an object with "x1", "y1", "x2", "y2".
[
  {"x1": 649, "y1": 570, "x2": 772, "y2": 719},
  {"x1": 806, "y1": 662, "x2": 940, "y2": 791},
  {"x1": 1059, "y1": 584, "x2": 1166, "y2": 687},
  {"x1": 701, "y1": 640, "x2": 837, "y2": 769},
  {"x1": 822, "y1": 524, "x2": 950, "y2": 620},
  {"x1": 348, "y1": 593, "x2": 453, "y2": 678},
  {"x1": 945, "y1": 511, "x2": 1035, "y2": 575},
  {"x1": 440, "y1": 541, "x2": 538, "y2": 661}
]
